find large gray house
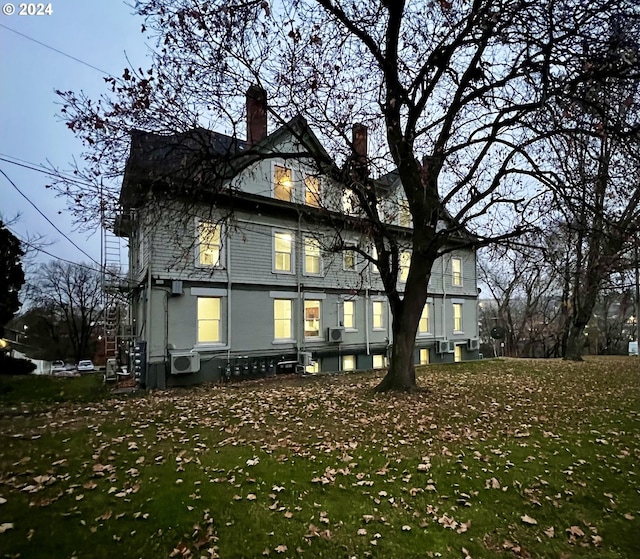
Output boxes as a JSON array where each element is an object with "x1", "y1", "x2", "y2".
[{"x1": 115, "y1": 89, "x2": 479, "y2": 388}]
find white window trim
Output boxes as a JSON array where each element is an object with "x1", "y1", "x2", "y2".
[
  {"x1": 273, "y1": 298, "x2": 295, "y2": 343},
  {"x1": 417, "y1": 303, "x2": 432, "y2": 337},
  {"x1": 452, "y1": 257, "x2": 463, "y2": 287},
  {"x1": 195, "y1": 218, "x2": 225, "y2": 269},
  {"x1": 399, "y1": 250, "x2": 411, "y2": 283},
  {"x1": 372, "y1": 299, "x2": 385, "y2": 331},
  {"x1": 272, "y1": 161, "x2": 295, "y2": 203},
  {"x1": 303, "y1": 236, "x2": 323, "y2": 277},
  {"x1": 342, "y1": 299, "x2": 357, "y2": 332},
  {"x1": 452, "y1": 301, "x2": 464, "y2": 334},
  {"x1": 196, "y1": 296, "x2": 223, "y2": 346},
  {"x1": 304, "y1": 174, "x2": 322, "y2": 207},
  {"x1": 303, "y1": 299, "x2": 323, "y2": 340},
  {"x1": 272, "y1": 229, "x2": 295, "y2": 275},
  {"x1": 343, "y1": 246, "x2": 358, "y2": 272}
]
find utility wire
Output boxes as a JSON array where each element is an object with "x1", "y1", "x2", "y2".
[
  {"x1": 0, "y1": 23, "x2": 115, "y2": 77},
  {"x1": 0, "y1": 155, "x2": 97, "y2": 189},
  {"x1": 8, "y1": 229, "x2": 102, "y2": 272},
  {"x1": 0, "y1": 168, "x2": 102, "y2": 267}
]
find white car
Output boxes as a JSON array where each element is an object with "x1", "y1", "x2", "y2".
[
  {"x1": 52, "y1": 360, "x2": 66, "y2": 373},
  {"x1": 77, "y1": 360, "x2": 95, "y2": 372}
]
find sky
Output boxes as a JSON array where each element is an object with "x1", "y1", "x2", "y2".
[{"x1": 0, "y1": 1, "x2": 148, "y2": 271}]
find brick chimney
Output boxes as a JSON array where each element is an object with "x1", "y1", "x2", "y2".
[
  {"x1": 246, "y1": 85, "x2": 267, "y2": 146},
  {"x1": 352, "y1": 123, "x2": 368, "y2": 179}
]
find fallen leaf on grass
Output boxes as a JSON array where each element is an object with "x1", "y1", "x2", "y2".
[
  {"x1": 544, "y1": 527, "x2": 555, "y2": 538},
  {"x1": 275, "y1": 544, "x2": 287, "y2": 553},
  {"x1": 567, "y1": 526, "x2": 584, "y2": 537},
  {"x1": 623, "y1": 513, "x2": 635, "y2": 520},
  {"x1": 521, "y1": 515, "x2": 537, "y2": 525},
  {"x1": 0, "y1": 523, "x2": 14, "y2": 533},
  {"x1": 592, "y1": 534, "x2": 603, "y2": 546}
]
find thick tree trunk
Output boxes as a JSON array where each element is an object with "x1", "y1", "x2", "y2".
[
  {"x1": 374, "y1": 268, "x2": 429, "y2": 392},
  {"x1": 375, "y1": 316, "x2": 419, "y2": 392},
  {"x1": 564, "y1": 323, "x2": 587, "y2": 361},
  {"x1": 564, "y1": 280, "x2": 599, "y2": 361}
]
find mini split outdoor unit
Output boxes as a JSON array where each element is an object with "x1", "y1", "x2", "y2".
[
  {"x1": 170, "y1": 352, "x2": 200, "y2": 374},
  {"x1": 467, "y1": 338, "x2": 480, "y2": 351},
  {"x1": 436, "y1": 340, "x2": 455, "y2": 354},
  {"x1": 328, "y1": 327, "x2": 344, "y2": 343}
]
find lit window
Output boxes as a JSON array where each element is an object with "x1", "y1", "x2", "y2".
[
  {"x1": 198, "y1": 221, "x2": 221, "y2": 266},
  {"x1": 453, "y1": 303, "x2": 463, "y2": 332},
  {"x1": 304, "y1": 238, "x2": 321, "y2": 275},
  {"x1": 305, "y1": 176, "x2": 321, "y2": 207},
  {"x1": 274, "y1": 232, "x2": 293, "y2": 272},
  {"x1": 274, "y1": 165, "x2": 293, "y2": 202},
  {"x1": 373, "y1": 301, "x2": 384, "y2": 330},
  {"x1": 304, "y1": 300, "x2": 321, "y2": 338},
  {"x1": 452, "y1": 257, "x2": 462, "y2": 286},
  {"x1": 418, "y1": 304, "x2": 430, "y2": 334},
  {"x1": 306, "y1": 360, "x2": 320, "y2": 374},
  {"x1": 197, "y1": 298, "x2": 220, "y2": 343},
  {"x1": 454, "y1": 344, "x2": 462, "y2": 362},
  {"x1": 342, "y1": 355, "x2": 356, "y2": 371},
  {"x1": 419, "y1": 349, "x2": 430, "y2": 365},
  {"x1": 343, "y1": 249, "x2": 357, "y2": 271},
  {"x1": 343, "y1": 300, "x2": 355, "y2": 329},
  {"x1": 373, "y1": 354, "x2": 385, "y2": 368},
  {"x1": 399, "y1": 199, "x2": 411, "y2": 228},
  {"x1": 274, "y1": 299, "x2": 293, "y2": 340},
  {"x1": 400, "y1": 251, "x2": 411, "y2": 282},
  {"x1": 370, "y1": 245, "x2": 379, "y2": 274}
]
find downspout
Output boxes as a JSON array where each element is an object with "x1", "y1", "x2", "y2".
[
  {"x1": 227, "y1": 230, "x2": 232, "y2": 363},
  {"x1": 365, "y1": 288, "x2": 370, "y2": 355},
  {"x1": 146, "y1": 239, "x2": 153, "y2": 382},
  {"x1": 442, "y1": 255, "x2": 447, "y2": 340},
  {"x1": 297, "y1": 209, "x2": 303, "y2": 361}
]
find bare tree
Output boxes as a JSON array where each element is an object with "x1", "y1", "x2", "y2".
[
  {"x1": 529, "y1": 18, "x2": 640, "y2": 360},
  {"x1": 28, "y1": 261, "x2": 103, "y2": 364},
  {"x1": 479, "y1": 238, "x2": 564, "y2": 358},
  {"x1": 52, "y1": 0, "x2": 636, "y2": 390}
]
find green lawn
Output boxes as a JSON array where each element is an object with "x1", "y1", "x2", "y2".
[{"x1": 0, "y1": 357, "x2": 638, "y2": 559}]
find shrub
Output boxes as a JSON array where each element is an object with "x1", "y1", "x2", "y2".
[{"x1": 0, "y1": 353, "x2": 37, "y2": 375}]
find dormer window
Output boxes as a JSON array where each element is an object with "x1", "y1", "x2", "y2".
[
  {"x1": 274, "y1": 165, "x2": 293, "y2": 202},
  {"x1": 305, "y1": 176, "x2": 321, "y2": 207},
  {"x1": 399, "y1": 199, "x2": 411, "y2": 228},
  {"x1": 400, "y1": 251, "x2": 411, "y2": 282}
]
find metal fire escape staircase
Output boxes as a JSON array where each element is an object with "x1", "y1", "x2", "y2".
[{"x1": 102, "y1": 216, "x2": 128, "y2": 361}]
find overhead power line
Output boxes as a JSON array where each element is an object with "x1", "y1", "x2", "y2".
[
  {"x1": 0, "y1": 23, "x2": 114, "y2": 77},
  {"x1": 0, "y1": 154, "x2": 97, "y2": 189},
  {"x1": 7, "y1": 228, "x2": 101, "y2": 272},
  {"x1": 0, "y1": 168, "x2": 101, "y2": 267}
]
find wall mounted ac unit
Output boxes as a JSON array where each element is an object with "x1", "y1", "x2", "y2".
[
  {"x1": 170, "y1": 352, "x2": 200, "y2": 374},
  {"x1": 436, "y1": 340, "x2": 455, "y2": 354},
  {"x1": 328, "y1": 327, "x2": 344, "y2": 343},
  {"x1": 467, "y1": 338, "x2": 479, "y2": 351}
]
